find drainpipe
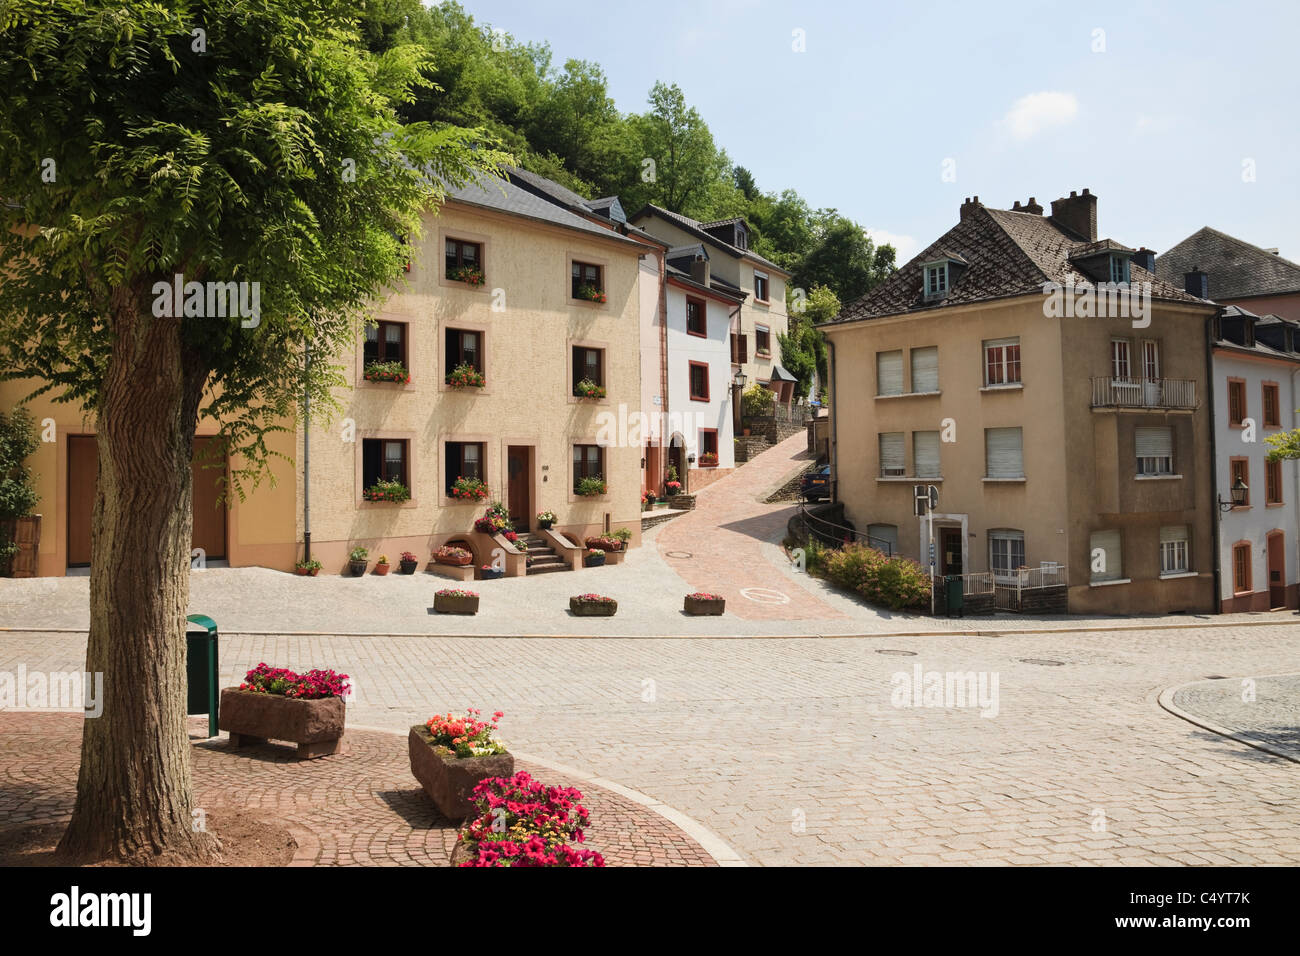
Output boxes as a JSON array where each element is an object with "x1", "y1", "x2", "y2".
[
  {"x1": 303, "y1": 336, "x2": 311, "y2": 563},
  {"x1": 728, "y1": 302, "x2": 743, "y2": 438},
  {"x1": 1205, "y1": 314, "x2": 1219, "y2": 613},
  {"x1": 827, "y1": 337, "x2": 838, "y2": 503},
  {"x1": 1291, "y1": 366, "x2": 1300, "y2": 608},
  {"x1": 658, "y1": 251, "x2": 670, "y2": 492}
]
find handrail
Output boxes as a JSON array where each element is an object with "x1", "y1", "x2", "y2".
[{"x1": 796, "y1": 503, "x2": 893, "y2": 556}]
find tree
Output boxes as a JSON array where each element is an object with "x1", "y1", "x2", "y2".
[
  {"x1": 0, "y1": 0, "x2": 503, "y2": 863},
  {"x1": 796, "y1": 211, "x2": 897, "y2": 304},
  {"x1": 779, "y1": 286, "x2": 839, "y2": 400},
  {"x1": 626, "y1": 82, "x2": 730, "y2": 216},
  {"x1": 0, "y1": 406, "x2": 39, "y2": 574}
]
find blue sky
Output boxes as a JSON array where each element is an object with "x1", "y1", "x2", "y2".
[{"x1": 461, "y1": 0, "x2": 1299, "y2": 264}]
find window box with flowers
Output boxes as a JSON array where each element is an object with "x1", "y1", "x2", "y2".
[
  {"x1": 449, "y1": 476, "x2": 490, "y2": 502},
  {"x1": 434, "y1": 545, "x2": 474, "y2": 567},
  {"x1": 408, "y1": 708, "x2": 512, "y2": 820},
  {"x1": 585, "y1": 535, "x2": 624, "y2": 553},
  {"x1": 219, "y1": 663, "x2": 351, "y2": 759},
  {"x1": 684, "y1": 592, "x2": 726, "y2": 616},
  {"x1": 574, "y1": 284, "x2": 607, "y2": 304},
  {"x1": 363, "y1": 360, "x2": 410, "y2": 384},
  {"x1": 573, "y1": 378, "x2": 606, "y2": 400},
  {"x1": 699, "y1": 452, "x2": 719, "y2": 468},
  {"x1": 453, "y1": 772, "x2": 605, "y2": 868},
  {"x1": 294, "y1": 558, "x2": 322, "y2": 576},
  {"x1": 398, "y1": 551, "x2": 419, "y2": 575},
  {"x1": 433, "y1": 587, "x2": 479, "y2": 615},
  {"x1": 446, "y1": 362, "x2": 486, "y2": 389},
  {"x1": 450, "y1": 266, "x2": 485, "y2": 288},
  {"x1": 569, "y1": 592, "x2": 617, "y2": 615},
  {"x1": 575, "y1": 476, "x2": 607, "y2": 498},
  {"x1": 362, "y1": 478, "x2": 410, "y2": 503}
]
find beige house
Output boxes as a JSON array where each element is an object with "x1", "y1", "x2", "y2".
[{"x1": 823, "y1": 190, "x2": 1218, "y2": 614}]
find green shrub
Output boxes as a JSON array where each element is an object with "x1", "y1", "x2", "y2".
[
  {"x1": 822, "y1": 542, "x2": 930, "y2": 611},
  {"x1": 741, "y1": 383, "x2": 774, "y2": 417}
]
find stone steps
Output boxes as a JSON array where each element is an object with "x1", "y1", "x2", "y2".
[{"x1": 518, "y1": 533, "x2": 570, "y2": 574}]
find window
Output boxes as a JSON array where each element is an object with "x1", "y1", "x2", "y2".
[
  {"x1": 1232, "y1": 542, "x2": 1252, "y2": 594},
  {"x1": 1135, "y1": 426, "x2": 1173, "y2": 476},
  {"x1": 985, "y1": 427, "x2": 1024, "y2": 479},
  {"x1": 1263, "y1": 383, "x2": 1281, "y2": 428},
  {"x1": 573, "y1": 444, "x2": 604, "y2": 491},
  {"x1": 1110, "y1": 255, "x2": 1130, "y2": 285},
  {"x1": 1111, "y1": 339, "x2": 1131, "y2": 380},
  {"x1": 923, "y1": 263, "x2": 948, "y2": 299},
  {"x1": 572, "y1": 345, "x2": 604, "y2": 393},
  {"x1": 735, "y1": 227, "x2": 747, "y2": 251},
  {"x1": 365, "y1": 321, "x2": 407, "y2": 367},
  {"x1": 1090, "y1": 530, "x2": 1123, "y2": 583},
  {"x1": 876, "y1": 350, "x2": 904, "y2": 396},
  {"x1": 572, "y1": 261, "x2": 603, "y2": 299},
  {"x1": 1142, "y1": 340, "x2": 1160, "y2": 381},
  {"x1": 879, "y1": 432, "x2": 905, "y2": 477},
  {"x1": 1159, "y1": 526, "x2": 1189, "y2": 574},
  {"x1": 699, "y1": 428, "x2": 718, "y2": 463},
  {"x1": 731, "y1": 332, "x2": 748, "y2": 364},
  {"x1": 1266, "y1": 459, "x2": 1283, "y2": 504},
  {"x1": 867, "y1": 524, "x2": 899, "y2": 553},
  {"x1": 1231, "y1": 458, "x2": 1250, "y2": 507},
  {"x1": 910, "y1": 346, "x2": 939, "y2": 393},
  {"x1": 989, "y1": 530, "x2": 1025, "y2": 581},
  {"x1": 984, "y1": 338, "x2": 1021, "y2": 386},
  {"x1": 445, "y1": 327, "x2": 483, "y2": 377},
  {"x1": 686, "y1": 297, "x2": 706, "y2": 336},
  {"x1": 688, "y1": 361, "x2": 710, "y2": 402},
  {"x1": 1227, "y1": 379, "x2": 1247, "y2": 426},
  {"x1": 445, "y1": 441, "x2": 484, "y2": 495},
  {"x1": 753, "y1": 271, "x2": 769, "y2": 302},
  {"x1": 913, "y1": 431, "x2": 941, "y2": 478},
  {"x1": 445, "y1": 238, "x2": 482, "y2": 280},
  {"x1": 362, "y1": 438, "x2": 408, "y2": 488},
  {"x1": 755, "y1": 325, "x2": 771, "y2": 355}
]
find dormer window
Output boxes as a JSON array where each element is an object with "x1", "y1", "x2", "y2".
[
  {"x1": 736, "y1": 226, "x2": 748, "y2": 250},
  {"x1": 923, "y1": 262, "x2": 949, "y2": 301},
  {"x1": 1109, "y1": 254, "x2": 1130, "y2": 285}
]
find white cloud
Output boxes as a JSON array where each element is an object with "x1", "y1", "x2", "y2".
[
  {"x1": 865, "y1": 228, "x2": 919, "y2": 264},
  {"x1": 1000, "y1": 92, "x2": 1079, "y2": 141}
]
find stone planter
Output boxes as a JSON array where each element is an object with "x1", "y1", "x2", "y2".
[
  {"x1": 584, "y1": 553, "x2": 605, "y2": 567},
  {"x1": 435, "y1": 554, "x2": 473, "y2": 567},
  {"x1": 348, "y1": 559, "x2": 367, "y2": 576},
  {"x1": 584, "y1": 537, "x2": 623, "y2": 552},
  {"x1": 434, "y1": 592, "x2": 480, "y2": 615},
  {"x1": 374, "y1": 563, "x2": 391, "y2": 576},
  {"x1": 408, "y1": 725, "x2": 513, "y2": 820},
  {"x1": 569, "y1": 596, "x2": 617, "y2": 616},
  {"x1": 218, "y1": 688, "x2": 345, "y2": 759},
  {"x1": 684, "y1": 595, "x2": 726, "y2": 616},
  {"x1": 399, "y1": 559, "x2": 418, "y2": 575}
]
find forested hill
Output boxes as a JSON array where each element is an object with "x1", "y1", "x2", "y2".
[{"x1": 358, "y1": 0, "x2": 896, "y2": 306}]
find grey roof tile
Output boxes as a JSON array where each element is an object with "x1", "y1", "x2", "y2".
[{"x1": 1155, "y1": 226, "x2": 1300, "y2": 299}]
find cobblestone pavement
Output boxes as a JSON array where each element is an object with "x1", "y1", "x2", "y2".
[
  {"x1": 0, "y1": 712, "x2": 716, "y2": 867},
  {"x1": 1168, "y1": 675, "x2": 1300, "y2": 762},
  {"x1": 4, "y1": 623, "x2": 1299, "y2": 865}
]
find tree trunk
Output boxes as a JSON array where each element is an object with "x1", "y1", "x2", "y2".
[{"x1": 56, "y1": 295, "x2": 218, "y2": 864}]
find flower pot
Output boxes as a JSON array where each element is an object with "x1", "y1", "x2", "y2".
[
  {"x1": 478, "y1": 567, "x2": 504, "y2": 580},
  {"x1": 538, "y1": 520, "x2": 554, "y2": 531},
  {"x1": 684, "y1": 596, "x2": 726, "y2": 616},
  {"x1": 434, "y1": 593, "x2": 480, "y2": 615},
  {"x1": 310, "y1": 568, "x2": 320, "y2": 577},
  {"x1": 348, "y1": 559, "x2": 367, "y2": 576},
  {"x1": 584, "y1": 554, "x2": 605, "y2": 568},
  {"x1": 295, "y1": 567, "x2": 308, "y2": 576},
  {"x1": 435, "y1": 554, "x2": 473, "y2": 567},
  {"x1": 408, "y1": 725, "x2": 514, "y2": 820},
  {"x1": 569, "y1": 597, "x2": 617, "y2": 616},
  {"x1": 375, "y1": 563, "x2": 391, "y2": 576},
  {"x1": 218, "y1": 688, "x2": 345, "y2": 759},
  {"x1": 399, "y1": 559, "x2": 418, "y2": 575}
]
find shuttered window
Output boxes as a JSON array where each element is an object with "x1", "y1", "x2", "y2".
[
  {"x1": 985, "y1": 427, "x2": 1024, "y2": 479},
  {"x1": 1159, "y1": 525, "x2": 1189, "y2": 574},
  {"x1": 910, "y1": 347, "x2": 939, "y2": 393},
  {"x1": 877, "y1": 350, "x2": 904, "y2": 396},
  {"x1": 989, "y1": 530, "x2": 1025, "y2": 580},
  {"x1": 1232, "y1": 543, "x2": 1251, "y2": 593},
  {"x1": 1090, "y1": 530, "x2": 1123, "y2": 583},
  {"x1": 867, "y1": 524, "x2": 899, "y2": 554},
  {"x1": 879, "y1": 432, "x2": 905, "y2": 477},
  {"x1": 1135, "y1": 426, "x2": 1173, "y2": 475},
  {"x1": 913, "y1": 431, "x2": 941, "y2": 478}
]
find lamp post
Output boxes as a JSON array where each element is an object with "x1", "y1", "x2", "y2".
[
  {"x1": 1217, "y1": 477, "x2": 1248, "y2": 512},
  {"x1": 732, "y1": 367, "x2": 747, "y2": 435}
]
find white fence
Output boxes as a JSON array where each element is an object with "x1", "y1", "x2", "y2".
[{"x1": 1090, "y1": 377, "x2": 1196, "y2": 409}]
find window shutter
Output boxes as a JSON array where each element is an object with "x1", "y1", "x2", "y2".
[
  {"x1": 1090, "y1": 530, "x2": 1122, "y2": 581},
  {"x1": 913, "y1": 431, "x2": 941, "y2": 478},
  {"x1": 1159, "y1": 525, "x2": 1188, "y2": 544},
  {"x1": 879, "y1": 432, "x2": 905, "y2": 476},
  {"x1": 985, "y1": 427, "x2": 1024, "y2": 478},
  {"x1": 877, "y1": 351, "x2": 903, "y2": 396},
  {"x1": 738, "y1": 334, "x2": 748, "y2": 363},
  {"x1": 911, "y1": 347, "x2": 939, "y2": 393},
  {"x1": 867, "y1": 524, "x2": 899, "y2": 552},
  {"x1": 1135, "y1": 426, "x2": 1172, "y2": 459}
]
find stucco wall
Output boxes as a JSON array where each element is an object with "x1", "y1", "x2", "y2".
[{"x1": 666, "y1": 284, "x2": 735, "y2": 471}]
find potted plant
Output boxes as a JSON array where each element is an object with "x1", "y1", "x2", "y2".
[
  {"x1": 434, "y1": 545, "x2": 474, "y2": 567},
  {"x1": 575, "y1": 283, "x2": 607, "y2": 304},
  {"x1": 294, "y1": 558, "x2": 322, "y2": 576},
  {"x1": 575, "y1": 476, "x2": 607, "y2": 497},
  {"x1": 584, "y1": 535, "x2": 622, "y2": 553},
  {"x1": 446, "y1": 362, "x2": 486, "y2": 389},
  {"x1": 450, "y1": 476, "x2": 490, "y2": 501},
  {"x1": 398, "y1": 551, "x2": 419, "y2": 574},
  {"x1": 478, "y1": 564, "x2": 504, "y2": 580},
  {"x1": 434, "y1": 587, "x2": 479, "y2": 614},
  {"x1": 610, "y1": 527, "x2": 632, "y2": 549},
  {"x1": 450, "y1": 265, "x2": 485, "y2": 287},
  {"x1": 363, "y1": 359, "x2": 410, "y2": 384},
  {"x1": 454, "y1": 772, "x2": 605, "y2": 867},
  {"x1": 583, "y1": 549, "x2": 605, "y2": 568},
  {"x1": 408, "y1": 708, "x2": 512, "y2": 820},
  {"x1": 363, "y1": 478, "x2": 411, "y2": 502},
  {"x1": 375, "y1": 554, "x2": 391, "y2": 575},
  {"x1": 641, "y1": 491, "x2": 656, "y2": 511},
  {"x1": 536, "y1": 510, "x2": 557, "y2": 531},
  {"x1": 219, "y1": 663, "x2": 350, "y2": 759},
  {"x1": 664, "y1": 479, "x2": 682, "y2": 495},
  {"x1": 684, "y1": 592, "x2": 726, "y2": 615},
  {"x1": 573, "y1": 378, "x2": 606, "y2": 400},
  {"x1": 699, "y1": 452, "x2": 719, "y2": 467},
  {"x1": 569, "y1": 593, "x2": 617, "y2": 616},
  {"x1": 348, "y1": 546, "x2": 368, "y2": 576}
]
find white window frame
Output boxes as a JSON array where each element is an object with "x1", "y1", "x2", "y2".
[
  {"x1": 1159, "y1": 526, "x2": 1189, "y2": 575},
  {"x1": 1110, "y1": 255, "x2": 1130, "y2": 285},
  {"x1": 923, "y1": 262, "x2": 948, "y2": 298},
  {"x1": 989, "y1": 530, "x2": 1026, "y2": 582},
  {"x1": 1135, "y1": 426, "x2": 1174, "y2": 476},
  {"x1": 983, "y1": 337, "x2": 1021, "y2": 386},
  {"x1": 879, "y1": 432, "x2": 906, "y2": 477}
]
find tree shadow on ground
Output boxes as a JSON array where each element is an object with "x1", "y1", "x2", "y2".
[{"x1": 375, "y1": 787, "x2": 457, "y2": 831}]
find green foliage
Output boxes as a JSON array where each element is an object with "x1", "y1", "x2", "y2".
[
  {"x1": 779, "y1": 285, "x2": 838, "y2": 400},
  {"x1": 741, "y1": 383, "x2": 774, "y2": 417},
  {"x1": 0, "y1": 407, "x2": 39, "y2": 519},
  {"x1": 349, "y1": 546, "x2": 369, "y2": 562},
  {"x1": 575, "y1": 476, "x2": 607, "y2": 497},
  {"x1": 824, "y1": 542, "x2": 930, "y2": 611},
  {"x1": 1266, "y1": 429, "x2": 1300, "y2": 462}
]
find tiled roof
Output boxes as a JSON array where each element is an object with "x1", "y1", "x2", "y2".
[
  {"x1": 832, "y1": 204, "x2": 1203, "y2": 324},
  {"x1": 630, "y1": 204, "x2": 791, "y2": 276},
  {"x1": 446, "y1": 172, "x2": 642, "y2": 248},
  {"x1": 1155, "y1": 226, "x2": 1300, "y2": 299}
]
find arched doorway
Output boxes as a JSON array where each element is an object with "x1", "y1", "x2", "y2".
[{"x1": 667, "y1": 432, "x2": 686, "y2": 494}]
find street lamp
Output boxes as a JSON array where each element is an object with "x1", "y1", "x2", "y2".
[
  {"x1": 733, "y1": 368, "x2": 747, "y2": 389},
  {"x1": 1218, "y1": 477, "x2": 1248, "y2": 512}
]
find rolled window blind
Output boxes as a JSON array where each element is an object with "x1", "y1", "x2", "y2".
[
  {"x1": 911, "y1": 347, "x2": 939, "y2": 393},
  {"x1": 914, "y1": 431, "x2": 941, "y2": 478},
  {"x1": 879, "y1": 432, "x2": 905, "y2": 476},
  {"x1": 877, "y1": 351, "x2": 903, "y2": 396},
  {"x1": 985, "y1": 427, "x2": 1024, "y2": 478},
  {"x1": 1135, "y1": 426, "x2": 1172, "y2": 458},
  {"x1": 1090, "y1": 530, "x2": 1122, "y2": 581}
]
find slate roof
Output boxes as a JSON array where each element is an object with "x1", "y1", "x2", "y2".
[
  {"x1": 629, "y1": 204, "x2": 791, "y2": 276},
  {"x1": 1155, "y1": 226, "x2": 1300, "y2": 299},
  {"x1": 664, "y1": 263, "x2": 746, "y2": 302},
  {"x1": 832, "y1": 203, "x2": 1204, "y2": 324},
  {"x1": 446, "y1": 171, "x2": 643, "y2": 249}
]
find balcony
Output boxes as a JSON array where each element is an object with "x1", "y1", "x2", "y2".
[{"x1": 1091, "y1": 377, "x2": 1196, "y2": 410}]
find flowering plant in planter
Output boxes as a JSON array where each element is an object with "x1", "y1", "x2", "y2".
[
  {"x1": 664, "y1": 480, "x2": 681, "y2": 493},
  {"x1": 347, "y1": 546, "x2": 368, "y2": 576},
  {"x1": 451, "y1": 266, "x2": 485, "y2": 287},
  {"x1": 434, "y1": 587, "x2": 480, "y2": 614},
  {"x1": 535, "y1": 510, "x2": 557, "y2": 529},
  {"x1": 570, "y1": 592, "x2": 616, "y2": 614},
  {"x1": 450, "y1": 476, "x2": 489, "y2": 501},
  {"x1": 684, "y1": 591, "x2": 726, "y2": 616},
  {"x1": 575, "y1": 283, "x2": 606, "y2": 304},
  {"x1": 433, "y1": 545, "x2": 473, "y2": 565},
  {"x1": 363, "y1": 478, "x2": 410, "y2": 502},
  {"x1": 363, "y1": 359, "x2": 409, "y2": 384},
  {"x1": 456, "y1": 772, "x2": 605, "y2": 868},
  {"x1": 584, "y1": 535, "x2": 623, "y2": 552},
  {"x1": 240, "y1": 663, "x2": 351, "y2": 699},
  {"x1": 425, "y1": 707, "x2": 505, "y2": 758},
  {"x1": 473, "y1": 512, "x2": 512, "y2": 534},
  {"x1": 374, "y1": 554, "x2": 391, "y2": 575},
  {"x1": 398, "y1": 551, "x2": 419, "y2": 574},
  {"x1": 573, "y1": 378, "x2": 606, "y2": 400},
  {"x1": 641, "y1": 491, "x2": 656, "y2": 505},
  {"x1": 294, "y1": 558, "x2": 322, "y2": 576},
  {"x1": 699, "y1": 452, "x2": 719, "y2": 467},
  {"x1": 575, "y1": 476, "x2": 607, "y2": 497},
  {"x1": 446, "y1": 362, "x2": 486, "y2": 389},
  {"x1": 479, "y1": 564, "x2": 504, "y2": 580}
]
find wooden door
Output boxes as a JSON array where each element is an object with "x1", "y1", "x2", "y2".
[
  {"x1": 1267, "y1": 531, "x2": 1286, "y2": 609},
  {"x1": 191, "y1": 437, "x2": 227, "y2": 561},
  {"x1": 939, "y1": 528, "x2": 963, "y2": 576},
  {"x1": 506, "y1": 446, "x2": 530, "y2": 529},
  {"x1": 66, "y1": 436, "x2": 97, "y2": 567}
]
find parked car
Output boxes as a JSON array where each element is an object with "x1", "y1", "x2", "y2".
[{"x1": 801, "y1": 465, "x2": 831, "y2": 501}]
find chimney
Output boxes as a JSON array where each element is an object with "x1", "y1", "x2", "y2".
[
  {"x1": 1131, "y1": 247, "x2": 1156, "y2": 272},
  {"x1": 1184, "y1": 266, "x2": 1209, "y2": 299},
  {"x1": 1049, "y1": 188, "x2": 1097, "y2": 241},
  {"x1": 1023, "y1": 197, "x2": 1043, "y2": 215},
  {"x1": 959, "y1": 196, "x2": 982, "y2": 222},
  {"x1": 689, "y1": 254, "x2": 709, "y2": 288}
]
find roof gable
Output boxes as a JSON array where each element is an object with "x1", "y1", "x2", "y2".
[{"x1": 1156, "y1": 226, "x2": 1300, "y2": 299}]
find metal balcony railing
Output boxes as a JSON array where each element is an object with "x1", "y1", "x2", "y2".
[{"x1": 1091, "y1": 377, "x2": 1196, "y2": 409}]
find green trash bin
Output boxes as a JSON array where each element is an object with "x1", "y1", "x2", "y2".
[
  {"x1": 185, "y1": 614, "x2": 219, "y2": 738},
  {"x1": 944, "y1": 576, "x2": 964, "y2": 618}
]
